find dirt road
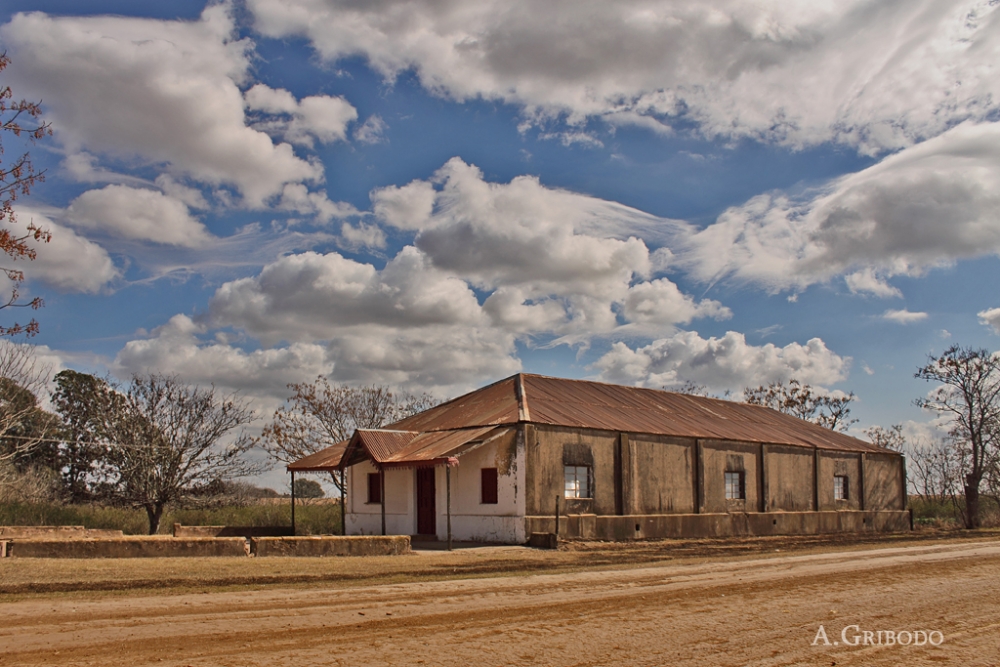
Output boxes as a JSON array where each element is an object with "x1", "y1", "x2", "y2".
[{"x1": 3, "y1": 540, "x2": 999, "y2": 666}]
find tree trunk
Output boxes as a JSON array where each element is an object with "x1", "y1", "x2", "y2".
[
  {"x1": 964, "y1": 475, "x2": 982, "y2": 529},
  {"x1": 145, "y1": 503, "x2": 164, "y2": 535}
]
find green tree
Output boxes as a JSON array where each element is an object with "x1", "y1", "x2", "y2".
[
  {"x1": 0, "y1": 339, "x2": 54, "y2": 464},
  {"x1": 292, "y1": 477, "x2": 325, "y2": 499},
  {"x1": 51, "y1": 370, "x2": 116, "y2": 502},
  {"x1": 0, "y1": 376, "x2": 60, "y2": 470}
]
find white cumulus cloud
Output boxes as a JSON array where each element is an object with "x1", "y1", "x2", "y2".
[
  {"x1": 249, "y1": 0, "x2": 1000, "y2": 154},
  {"x1": 245, "y1": 83, "x2": 358, "y2": 148},
  {"x1": 978, "y1": 307, "x2": 1000, "y2": 334},
  {"x1": 881, "y1": 309, "x2": 928, "y2": 324},
  {"x1": 676, "y1": 121, "x2": 1000, "y2": 292},
  {"x1": 15, "y1": 209, "x2": 119, "y2": 293},
  {"x1": 67, "y1": 185, "x2": 212, "y2": 247},
  {"x1": 115, "y1": 314, "x2": 331, "y2": 402},
  {"x1": 594, "y1": 330, "x2": 851, "y2": 392},
  {"x1": 1, "y1": 5, "x2": 321, "y2": 206}
]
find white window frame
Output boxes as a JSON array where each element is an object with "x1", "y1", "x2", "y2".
[
  {"x1": 724, "y1": 470, "x2": 745, "y2": 500},
  {"x1": 834, "y1": 475, "x2": 849, "y2": 501},
  {"x1": 564, "y1": 465, "x2": 591, "y2": 499}
]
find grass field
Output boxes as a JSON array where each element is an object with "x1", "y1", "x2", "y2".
[{"x1": 0, "y1": 501, "x2": 340, "y2": 536}]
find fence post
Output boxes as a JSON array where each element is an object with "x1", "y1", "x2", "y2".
[{"x1": 290, "y1": 470, "x2": 296, "y2": 536}]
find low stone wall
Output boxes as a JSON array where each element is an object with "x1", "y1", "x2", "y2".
[
  {"x1": 0, "y1": 526, "x2": 124, "y2": 539},
  {"x1": 251, "y1": 535, "x2": 410, "y2": 557},
  {"x1": 6, "y1": 536, "x2": 248, "y2": 559},
  {"x1": 525, "y1": 510, "x2": 912, "y2": 541},
  {"x1": 172, "y1": 523, "x2": 294, "y2": 538}
]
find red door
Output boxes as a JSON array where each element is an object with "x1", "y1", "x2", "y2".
[{"x1": 416, "y1": 468, "x2": 436, "y2": 536}]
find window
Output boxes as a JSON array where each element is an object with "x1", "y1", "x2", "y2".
[
  {"x1": 367, "y1": 472, "x2": 382, "y2": 504},
  {"x1": 564, "y1": 465, "x2": 591, "y2": 499},
  {"x1": 481, "y1": 468, "x2": 499, "y2": 504},
  {"x1": 834, "y1": 475, "x2": 849, "y2": 501},
  {"x1": 725, "y1": 471, "x2": 745, "y2": 500}
]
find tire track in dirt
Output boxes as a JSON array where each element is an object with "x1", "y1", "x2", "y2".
[{"x1": 2, "y1": 541, "x2": 999, "y2": 666}]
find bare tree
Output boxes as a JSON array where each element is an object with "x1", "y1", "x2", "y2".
[
  {"x1": 670, "y1": 381, "x2": 731, "y2": 399},
  {"x1": 907, "y1": 436, "x2": 966, "y2": 515},
  {"x1": 915, "y1": 345, "x2": 1000, "y2": 529},
  {"x1": 864, "y1": 424, "x2": 906, "y2": 452},
  {"x1": 260, "y1": 377, "x2": 435, "y2": 493},
  {"x1": 103, "y1": 374, "x2": 261, "y2": 534},
  {"x1": 744, "y1": 379, "x2": 857, "y2": 431}
]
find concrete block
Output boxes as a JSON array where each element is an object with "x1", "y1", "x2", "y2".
[
  {"x1": 526, "y1": 509, "x2": 911, "y2": 541},
  {"x1": 251, "y1": 535, "x2": 410, "y2": 557},
  {"x1": 528, "y1": 532, "x2": 558, "y2": 549},
  {"x1": 0, "y1": 526, "x2": 124, "y2": 539},
  {"x1": 172, "y1": 523, "x2": 293, "y2": 538},
  {"x1": 6, "y1": 536, "x2": 248, "y2": 558}
]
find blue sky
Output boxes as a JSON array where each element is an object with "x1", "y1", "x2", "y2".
[{"x1": 4, "y1": 1, "x2": 1000, "y2": 485}]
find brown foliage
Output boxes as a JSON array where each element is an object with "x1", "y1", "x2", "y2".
[
  {"x1": 260, "y1": 377, "x2": 435, "y2": 491},
  {"x1": 103, "y1": 374, "x2": 262, "y2": 534},
  {"x1": 0, "y1": 52, "x2": 52, "y2": 337},
  {"x1": 743, "y1": 378, "x2": 857, "y2": 431}
]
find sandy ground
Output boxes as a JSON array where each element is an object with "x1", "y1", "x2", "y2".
[{"x1": 2, "y1": 540, "x2": 1000, "y2": 666}]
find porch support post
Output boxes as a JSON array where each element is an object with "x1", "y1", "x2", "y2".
[
  {"x1": 380, "y1": 466, "x2": 386, "y2": 536},
  {"x1": 446, "y1": 465, "x2": 453, "y2": 551},
  {"x1": 290, "y1": 470, "x2": 296, "y2": 536},
  {"x1": 813, "y1": 447, "x2": 820, "y2": 512},
  {"x1": 340, "y1": 468, "x2": 347, "y2": 536}
]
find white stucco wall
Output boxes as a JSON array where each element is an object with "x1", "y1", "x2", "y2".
[
  {"x1": 344, "y1": 429, "x2": 527, "y2": 543},
  {"x1": 345, "y1": 460, "x2": 415, "y2": 536}
]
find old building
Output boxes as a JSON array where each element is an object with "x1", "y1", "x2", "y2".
[{"x1": 289, "y1": 374, "x2": 909, "y2": 543}]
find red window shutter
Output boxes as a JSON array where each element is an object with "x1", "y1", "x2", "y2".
[
  {"x1": 481, "y1": 468, "x2": 498, "y2": 504},
  {"x1": 368, "y1": 472, "x2": 382, "y2": 504}
]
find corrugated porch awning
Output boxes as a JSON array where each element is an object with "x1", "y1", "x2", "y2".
[
  {"x1": 287, "y1": 439, "x2": 350, "y2": 472},
  {"x1": 287, "y1": 426, "x2": 512, "y2": 472}
]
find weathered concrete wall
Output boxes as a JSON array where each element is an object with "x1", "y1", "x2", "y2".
[
  {"x1": 817, "y1": 452, "x2": 862, "y2": 510},
  {"x1": 432, "y1": 430, "x2": 526, "y2": 543},
  {"x1": 630, "y1": 434, "x2": 696, "y2": 514},
  {"x1": 765, "y1": 445, "x2": 815, "y2": 511},
  {"x1": 0, "y1": 526, "x2": 124, "y2": 539},
  {"x1": 865, "y1": 453, "x2": 905, "y2": 510},
  {"x1": 525, "y1": 425, "x2": 618, "y2": 516},
  {"x1": 700, "y1": 440, "x2": 761, "y2": 514},
  {"x1": 526, "y1": 510, "x2": 911, "y2": 540},
  {"x1": 252, "y1": 535, "x2": 410, "y2": 557},
  {"x1": 6, "y1": 536, "x2": 248, "y2": 558},
  {"x1": 173, "y1": 524, "x2": 293, "y2": 538}
]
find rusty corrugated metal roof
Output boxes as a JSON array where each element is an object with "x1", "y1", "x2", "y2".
[
  {"x1": 287, "y1": 440, "x2": 349, "y2": 471},
  {"x1": 380, "y1": 426, "x2": 500, "y2": 463},
  {"x1": 384, "y1": 373, "x2": 891, "y2": 454},
  {"x1": 522, "y1": 375, "x2": 887, "y2": 452},
  {"x1": 287, "y1": 373, "x2": 893, "y2": 471},
  {"x1": 388, "y1": 376, "x2": 520, "y2": 432}
]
